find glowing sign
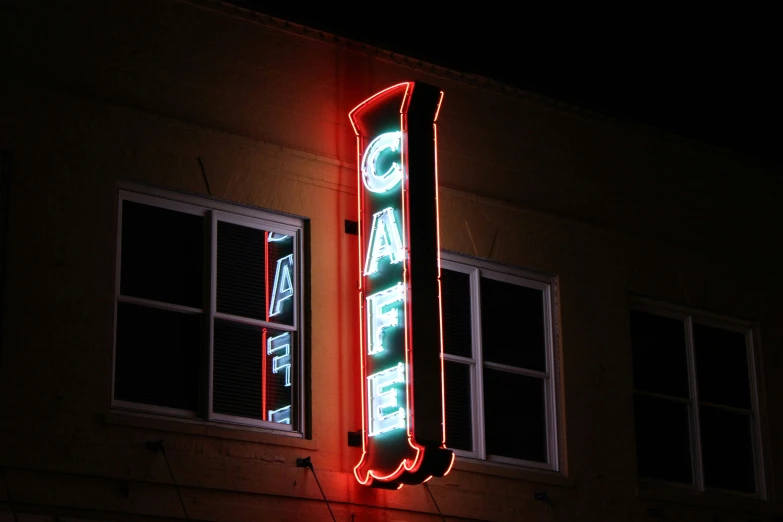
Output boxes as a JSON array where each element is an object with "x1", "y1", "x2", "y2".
[
  {"x1": 367, "y1": 363, "x2": 406, "y2": 436},
  {"x1": 350, "y1": 82, "x2": 453, "y2": 488},
  {"x1": 364, "y1": 207, "x2": 405, "y2": 275},
  {"x1": 269, "y1": 254, "x2": 294, "y2": 317},
  {"x1": 366, "y1": 283, "x2": 405, "y2": 355},
  {"x1": 361, "y1": 131, "x2": 403, "y2": 193}
]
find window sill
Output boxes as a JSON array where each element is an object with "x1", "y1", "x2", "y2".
[
  {"x1": 103, "y1": 410, "x2": 318, "y2": 451},
  {"x1": 636, "y1": 481, "x2": 772, "y2": 515},
  {"x1": 452, "y1": 457, "x2": 574, "y2": 488}
]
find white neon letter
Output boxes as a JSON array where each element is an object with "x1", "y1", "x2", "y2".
[
  {"x1": 364, "y1": 207, "x2": 404, "y2": 275},
  {"x1": 267, "y1": 232, "x2": 290, "y2": 242},
  {"x1": 267, "y1": 332, "x2": 292, "y2": 387},
  {"x1": 367, "y1": 363, "x2": 406, "y2": 437},
  {"x1": 268, "y1": 405, "x2": 291, "y2": 424},
  {"x1": 269, "y1": 254, "x2": 294, "y2": 317},
  {"x1": 366, "y1": 283, "x2": 404, "y2": 355},
  {"x1": 361, "y1": 131, "x2": 403, "y2": 193}
]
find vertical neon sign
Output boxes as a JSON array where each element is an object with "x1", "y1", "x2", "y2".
[{"x1": 351, "y1": 82, "x2": 453, "y2": 488}]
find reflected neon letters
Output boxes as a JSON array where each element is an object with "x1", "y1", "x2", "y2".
[
  {"x1": 367, "y1": 363, "x2": 406, "y2": 436},
  {"x1": 269, "y1": 254, "x2": 294, "y2": 317},
  {"x1": 268, "y1": 405, "x2": 291, "y2": 424},
  {"x1": 267, "y1": 332, "x2": 292, "y2": 387}
]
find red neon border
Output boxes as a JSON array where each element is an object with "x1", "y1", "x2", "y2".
[
  {"x1": 350, "y1": 83, "x2": 448, "y2": 486},
  {"x1": 262, "y1": 230, "x2": 269, "y2": 418}
]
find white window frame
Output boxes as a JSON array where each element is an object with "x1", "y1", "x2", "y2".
[
  {"x1": 441, "y1": 251, "x2": 560, "y2": 471},
  {"x1": 630, "y1": 297, "x2": 766, "y2": 498},
  {"x1": 112, "y1": 182, "x2": 306, "y2": 436}
]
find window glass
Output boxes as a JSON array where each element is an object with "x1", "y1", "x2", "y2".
[
  {"x1": 700, "y1": 406, "x2": 755, "y2": 492},
  {"x1": 213, "y1": 320, "x2": 294, "y2": 424},
  {"x1": 634, "y1": 394, "x2": 693, "y2": 484},
  {"x1": 114, "y1": 301, "x2": 201, "y2": 411},
  {"x1": 121, "y1": 200, "x2": 204, "y2": 308},
  {"x1": 630, "y1": 310, "x2": 689, "y2": 398},
  {"x1": 694, "y1": 324, "x2": 751, "y2": 408},
  {"x1": 484, "y1": 369, "x2": 547, "y2": 462},
  {"x1": 441, "y1": 269, "x2": 472, "y2": 358},
  {"x1": 481, "y1": 277, "x2": 545, "y2": 372},
  {"x1": 216, "y1": 221, "x2": 267, "y2": 320},
  {"x1": 444, "y1": 360, "x2": 472, "y2": 451}
]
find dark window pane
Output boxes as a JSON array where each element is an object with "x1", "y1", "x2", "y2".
[
  {"x1": 694, "y1": 324, "x2": 751, "y2": 409},
  {"x1": 634, "y1": 394, "x2": 692, "y2": 484},
  {"x1": 481, "y1": 278, "x2": 545, "y2": 372},
  {"x1": 120, "y1": 200, "x2": 204, "y2": 308},
  {"x1": 266, "y1": 236, "x2": 296, "y2": 326},
  {"x1": 114, "y1": 302, "x2": 200, "y2": 411},
  {"x1": 630, "y1": 311, "x2": 689, "y2": 398},
  {"x1": 485, "y1": 369, "x2": 547, "y2": 462},
  {"x1": 217, "y1": 221, "x2": 266, "y2": 320},
  {"x1": 213, "y1": 320, "x2": 294, "y2": 425},
  {"x1": 444, "y1": 360, "x2": 472, "y2": 451},
  {"x1": 213, "y1": 319, "x2": 262, "y2": 420},
  {"x1": 441, "y1": 269, "x2": 472, "y2": 357},
  {"x1": 700, "y1": 406, "x2": 756, "y2": 492}
]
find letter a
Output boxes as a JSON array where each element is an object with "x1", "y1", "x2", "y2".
[{"x1": 364, "y1": 207, "x2": 404, "y2": 275}]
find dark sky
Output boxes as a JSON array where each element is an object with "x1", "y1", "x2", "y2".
[{"x1": 229, "y1": 3, "x2": 781, "y2": 169}]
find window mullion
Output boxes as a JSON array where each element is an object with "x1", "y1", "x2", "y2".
[
  {"x1": 543, "y1": 284, "x2": 558, "y2": 470},
  {"x1": 746, "y1": 328, "x2": 765, "y2": 499},
  {"x1": 685, "y1": 315, "x2": 704, "y2": 491},
  {"x1": 111, "y1": 198, "x2": 124, "y2": 409},
  {"x1": 471, "y1": 267, "x2": 486, "y2": 460},
  {"x1": 206, "y1": 210, "x2": 218, "y2": 421}
]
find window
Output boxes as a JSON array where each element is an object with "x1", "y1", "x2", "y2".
[
  {"x1": 440, "y1": 252, "x2": 559, "y2": 470},
  {"x1": 113, "y1": 186, "x2": 305, "y2": 434},
  {"x1": 629, "y1": 301, "x2": 764, "y2": 495}
]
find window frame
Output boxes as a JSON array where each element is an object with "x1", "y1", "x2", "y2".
[
  {"x1": 629, "y1": 296, "x2": 766, "y2": 499},
  {"x1": 112, "y1": 182, "x2": 307, "y2": 436},
  {"x1": 0, "y1": 152, "x2": 9, "y2": 357},
  {"x1": 440, "y1": 251, "x2": 560, "y2": 472}
]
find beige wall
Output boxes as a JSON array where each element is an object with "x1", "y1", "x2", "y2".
[{"x1": 0, "y1": 1, "x2": 780, "y2": 521}]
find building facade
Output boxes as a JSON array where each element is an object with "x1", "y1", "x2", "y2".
[{"x1": 1, "y1": 1, "x2": 781, "y2": 521}]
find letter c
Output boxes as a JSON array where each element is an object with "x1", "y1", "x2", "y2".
[{"x1": 362, "y1": 131, "x2": 403, "y2": 193}]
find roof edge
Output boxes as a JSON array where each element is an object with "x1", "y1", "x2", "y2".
[{"x1": 181, "y1": 0, "x2": 772, "y2": 169}]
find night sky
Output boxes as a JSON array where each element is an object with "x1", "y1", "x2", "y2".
[{"x1": 228, "y1": 3, "x2": 781, "y2": 169}]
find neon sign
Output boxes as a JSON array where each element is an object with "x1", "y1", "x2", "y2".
[
  {"x1": 366, "y1": 283, "x2": 405, "y2": 355},
  {"x1": 364, "y1": 207, "x2": 405, "y2": 275},
  {"x1": 351, "y1": 82, "x2": 454, "y2": 488}
]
